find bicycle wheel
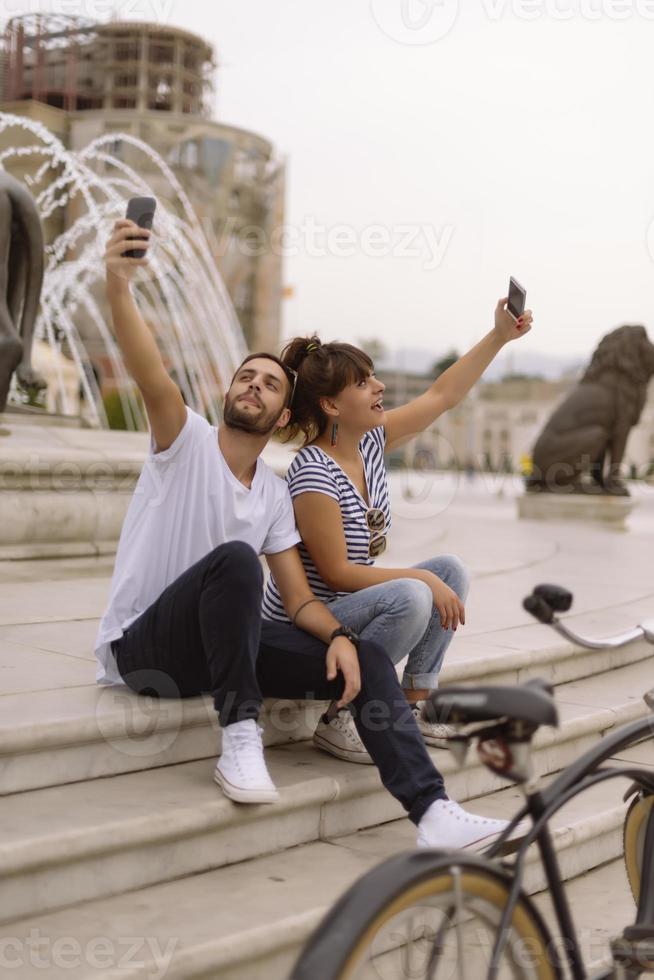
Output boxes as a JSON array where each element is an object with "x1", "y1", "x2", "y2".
[
  {"x1": 292, "y1": 851, "x2": 560, "y2": 980},
  {"x1": 623, "y1": 792, "x2": 654, "y2": 904}
]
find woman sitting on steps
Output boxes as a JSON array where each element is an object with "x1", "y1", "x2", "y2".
[{"x1": 262, "y1": 296, "x2": 533, "y2": 762}]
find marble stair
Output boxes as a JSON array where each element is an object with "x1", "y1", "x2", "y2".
[
  {"x1": 2, "y1": 593, "x2": 652, "y2": 798},
  {"x1": 0, "y1": 645, "x2": 652, "y2": 976},
  {"x1": 2, "y1": 486, "x2": 653, "y2": 978}
]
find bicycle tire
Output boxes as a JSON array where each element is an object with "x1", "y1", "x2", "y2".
[
  {"x1": 291, "y1": 850, "x2": 561, "y2": 980},
  {"x1": 623, "y1": 792, "x2": 654, "y2": 904}
]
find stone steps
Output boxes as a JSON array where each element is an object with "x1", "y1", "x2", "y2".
[
  {"x1": 1, "y1": 598, "x2": 651, "y2": 796},
  {"x1": 0, "y1": 424, "x2": 294, "y2": 560},
  {"x1": 0, "y1": 746, "x2": 645, "y2": 980},
  {"x1": 0, "y1": 659, "x2": 650, "y2": 928},
  {"x1": 2, "y1": 489, "x2": 653, "y2": 977},
  {"x1": 0, "y1": 689, "x2": 326, "y2": 796}
]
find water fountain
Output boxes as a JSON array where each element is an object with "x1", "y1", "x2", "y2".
[
  {"x1": 0, "y1": 111, "x2": 247, "y2": 427},
  {"x1": 0, "y1": 112, "x2": 249, "y2": 558}
]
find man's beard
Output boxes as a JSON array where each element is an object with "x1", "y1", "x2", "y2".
[{"x1": 223, "y1": 393, "x2": 284, "y2": 436}]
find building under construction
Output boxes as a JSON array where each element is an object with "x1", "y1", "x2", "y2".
[
  {"x1": 0, "y1": 14, "x2": 284, "y2": 372},
  {"x1": 1, "y1": 14, "x2": 214, "y2": 115}
]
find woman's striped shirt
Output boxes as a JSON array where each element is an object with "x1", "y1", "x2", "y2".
[{"x1": 262, "y1": 426, "x2": 392, "y2": 622}]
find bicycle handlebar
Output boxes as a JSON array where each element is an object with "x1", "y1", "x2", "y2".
[{"x1": 523, "y1": 582, "x2": 654, "y2": 650}]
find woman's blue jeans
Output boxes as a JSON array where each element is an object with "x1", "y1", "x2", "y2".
[{"x1": 322, "y1": 554, "x2": 471, "y2": 690}]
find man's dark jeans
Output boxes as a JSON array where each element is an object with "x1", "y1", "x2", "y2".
[{"x1": 110, "y1": 541, "x2": 447, "y2": 824}]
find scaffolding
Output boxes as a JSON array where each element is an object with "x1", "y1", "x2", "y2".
[{"x1": 1, "y1": 14, "x2": 216, "y2": 116}]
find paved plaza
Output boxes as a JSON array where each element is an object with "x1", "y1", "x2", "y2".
[{"x1": 1, "y1": 460, "x2": 653, "y2": 977}]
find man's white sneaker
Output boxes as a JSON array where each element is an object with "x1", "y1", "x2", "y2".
[
  {"x1": 417, "y1": 799, "x2": 524, "y2": 853},
  {"x1": 313, "y1": 709, "x2": 374, "y2": 765},
  {"x1": 213, "y1": 718, "x2": 280, "y2": 804},
  {"x1": 412, "y1": 703, "x2": 457, "y2": 749}
]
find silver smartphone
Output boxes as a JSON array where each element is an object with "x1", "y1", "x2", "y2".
[{"x1": 507, "y1": 276, "x2": 526, "y2": 321}]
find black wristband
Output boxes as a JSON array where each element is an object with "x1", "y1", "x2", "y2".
[{"x1": 330, "y1": 626, "x2": 360, "y2": 650}]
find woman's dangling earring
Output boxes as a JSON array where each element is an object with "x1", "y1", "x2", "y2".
[{"x1": 330, "y1": 421, "x2": 339, "y2": 447}]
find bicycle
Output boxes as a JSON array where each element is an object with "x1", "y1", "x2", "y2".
[{"x1": 291, "y1": 583, "x2": 654, "y2": 980}]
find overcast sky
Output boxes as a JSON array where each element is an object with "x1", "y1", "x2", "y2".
[{"x1": 8, "y1": 0, "x2": 654, "y2": 363}]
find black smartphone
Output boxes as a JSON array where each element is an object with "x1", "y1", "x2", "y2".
[
  {"x1": 124, "y1": 196, "x2": 157, "y2": 258},
  {"x1": 507, "y1": 276, "x2": 526, "y2": 321}
]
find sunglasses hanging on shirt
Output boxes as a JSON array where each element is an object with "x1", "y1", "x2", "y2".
[{"x1": 365, "y1": 507, "x2": 387, "y2": 559}]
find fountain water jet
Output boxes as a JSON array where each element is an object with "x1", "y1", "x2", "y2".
[{"x1": 0, "y1": 111, "x2": 248, "y2": 429}]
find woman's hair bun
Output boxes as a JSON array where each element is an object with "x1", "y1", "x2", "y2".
[
  {"x1": 277, "y1": 332, "x2": 373, "y2": 447},
  {"x1": 280, "y1": 334, "x2": 322, "y2": 373}
]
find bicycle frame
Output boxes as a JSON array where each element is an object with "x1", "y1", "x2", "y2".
[
  {"x1": 293, "y1": 585, "x2": 654, "y2": 980},
  {"x1": 484, "y1": 713, "x2": 654, "y2": 980}
]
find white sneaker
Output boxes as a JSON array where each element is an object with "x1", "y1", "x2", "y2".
[
  {"x1": 417, "y1": 799, "x2": 525, "y2": 853},
  {"x1": 213, "y1": 719, "x2": 280, "y2": 804},
  {"x1": 412, "y1": 703, "x2": 457, "y2": 749},
  {"x1": 313, "y1": 709, "x2": 374, "y2": 765}
]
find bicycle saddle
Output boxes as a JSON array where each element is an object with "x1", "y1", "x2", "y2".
[{"x1": 423, "y1": 677, "x2": 559, "y2": 729}]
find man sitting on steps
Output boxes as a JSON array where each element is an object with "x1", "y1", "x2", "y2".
[{"x1": 94, "y1": 218, "x2": 514, "y2": 852}]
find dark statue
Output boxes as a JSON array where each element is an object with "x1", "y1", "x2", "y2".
[
  {"x1": 525, "y1": 324, "x2": 654, "y2": 497},
  {"x1": 0, "y1": 172, "x2": 48, "y2": 413}
]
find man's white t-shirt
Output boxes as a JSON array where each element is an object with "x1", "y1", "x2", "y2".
[{"x1": 94, "y1": 405, "x2": 301, "y2": 686}]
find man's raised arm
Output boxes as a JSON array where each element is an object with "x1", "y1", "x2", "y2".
[{"x1": 104, "y1": 219, "x2": 185, "y2": 451}]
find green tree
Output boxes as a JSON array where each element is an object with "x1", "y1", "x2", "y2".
[{"x1": 431, "y1": 349, "x2": 459, "y2": 378}]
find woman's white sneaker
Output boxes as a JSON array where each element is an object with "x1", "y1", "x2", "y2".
[
  {"x1": 313, "y1": 708, "x2": 374, "y2": 765},
  {"x1": 417, "y1": 799, "x2": 515, "y2": 852},
  {"x1": 412, "y1": 703, "x2": 457, "y2": 749},
  {"x1": 214, "y1": 718, "x2": 280, "y2": 804}
]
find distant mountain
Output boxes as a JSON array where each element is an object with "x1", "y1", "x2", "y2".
[{"x1": 377, "y1": 347, "x2": 585, "y2": 381}]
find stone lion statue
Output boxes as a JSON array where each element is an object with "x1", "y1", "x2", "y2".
[
  {"x1": 0, "y1": 172, "x2": 48, "y2": 413},
  {"x1": 525, "y1": 324, "x2": 654, "y2": 496}
]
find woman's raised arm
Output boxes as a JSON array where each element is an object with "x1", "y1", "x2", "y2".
[{"x1": 384, "y1": 297, "x2": 532, "y2": 452}]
